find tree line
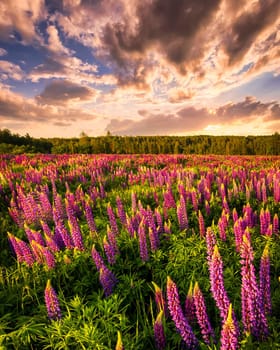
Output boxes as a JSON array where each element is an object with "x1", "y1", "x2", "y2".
[{"x1": 0, "y1": 128, "x2": 279, "y2": 155}]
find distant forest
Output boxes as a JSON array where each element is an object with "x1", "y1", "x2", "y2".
[{"x1": 0, "y1": 128, "x2": 279, "y2": 155}]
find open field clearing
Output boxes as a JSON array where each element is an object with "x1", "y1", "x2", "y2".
[{"x1": 0, "y1": 154, "x2": 279, "y2": 349}]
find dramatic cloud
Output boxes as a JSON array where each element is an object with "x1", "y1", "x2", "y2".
[
  {"x1": 0, "y1": 60, "x2": 25, "y2": 80},
  {"x1": 36, "y1": 80, "x2": 97, "y2": 105},
  {"x1": 106, "y1": 96, "x2": 280, "y2": 135}
]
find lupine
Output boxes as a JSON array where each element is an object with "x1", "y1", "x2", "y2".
[
  {"x1": 184, "y1": 282, "x2": 196, "y2": 325},
  {"x1": 84, "y1": 199, "x2": 97, "y2": 234},
  {"x1": 152, "y1": 282, "x2": 166, "y2": 315},
  {"x1": 99, "y1": 265, "x2": 118, "y2": 297},
  {"x1": 273, "y1": 213, "x2": 279, "y2": 234},
  {"x1": 166, "y1": 276, "x2": 198, "y2": 349},
  {"x1": 44, "y1": 280, "x2": 61, "y2": 320},
  {"x1": 154, "y1": 310, "x2": 166, "y2": 350},
  {"x1": 115, "y1": 331, "x2": 124, "y2": 350},
  {"x1": 220, "y1": 304, "x2": 239, "y2": 350},
  {"x1": 68, "y1": 218, "x2": 84, "y2": 251},
  {"x1": 233, "y1": 219, "x2": 244, "y2": 252},
  {"x1": 240, "y1": 233, "x2": 268, "y2": 340},
  {"x1": 259, "y1": 244, "x2": 272, "y2": 316},
  {"x1": 116, "y1": 196, "x2": 127, "y2": 226},
  {"x1": 107, "y1": 203, "x2": 119, "y2": 236},
  {"x1": 205, "y1": 227, "x2": 216, "y2": 265},
  {"x1": 155, "y1": 208, "x2": 164, "y2": 235},
  {"x1": 103, "y1": 236, "x2": 117, "y2": 265},
  {"x1": 193, "y1": 282, "x2": 215, "y2": 345},
  {"x1": 55, "y1": 221, "x2": 73, "y2": 249},
  {"x1": 191, "y1": 189, "x2": 198, "y2": 211},
  {"x1": 209, "y1": 245, "x2": 238, "y2": 335},
  {"x1": 198, "y1": 210, "x2": 205, "y2": 237},
  {"x1": 138, "y1": 220, "x2": 149, "y2": 262},
  {"x1": 91, "y1": 244, "x2": 105, "y2": 271},
  {"x1": 177, "y1": 195, "x2": 188, "y2": 231}
]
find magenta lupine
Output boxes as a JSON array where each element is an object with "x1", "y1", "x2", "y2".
[
  {"x1": 8, "y1": 233, "x2": 25, "y2": 262},
  {"x1": 40, "y1": 220, "x2": 52, "y2": 238},
  {"x1": 103, "y1": 236, "x2": 117, "y2": 265},
  {"x1": 261, "y1": 182, "x2": 267, "y2": 203},
  {"x1": 218, "y1": 217, "x2": 226, "y2": 241},
  {"x1": 273, "y1": 213, "x2": 279, "y2": 234},
  {"x1": 149, "y1": 227, "x2": 160, "y2": 252},
  {"x1": 84, "y1": 199, "x2": 97, "y2": 234},
  {"x1": 55, "y1": 221, "x2": 73, "y2": 249},
  {"x1": 205, "y1": 227, "x2": 216, "y2": 265},
  {"x1": 44, "y1": 280, "x2": 61, "y2": 320},
  {"x1": 116, "y1": 196, "x2": 127, "y2": 226},
  {"x1": 39, "y1": 192, "x2": 53, "y2": 222},
  {"x1": 131, "y1": 191, "x2": 137, "y2": 214},
  {"x1": 138, "y1": 221, "x2": 149, "y2": 262},
  {"x1": 233, "y1": 219, "x2": 244, "y2": 252},
  {"x1": 191, "y1": 189, "x2": 198, "y2": 212},
  {"x1": 154, "y1": 310, "x2": 166, "y2": 350},
  {"x1": 193, "y1": 282, "x2": 215, "y2": 345},
  {"x1": 184, "y1": 282, "x2": 196, "y2": 326},
  {"x1": 91, "y1": 244, "x2": 106, "y2": 271},
  {"x1": 265, "y1": 224, "x2": 272, "y2": 237},
  {"x1": 232, "y1": 208, "x2": 239, "y2": 223},
  {"x1": 259, "y1": 244, "x2": 272, "y2": 316},
  {"x1": 259, "y1": 208, "x2": 267, "y2": 235},
  {"x1": 177, "y1": 195, "x2": 188, "y2": 231},
  {"x1": 166, "y1": 276, "x2": 198, "y2": 349},
  {"x1": 209, "y1": 245, "x2": 238, "y2": 335},
  {"x1": 205, "y1": 200, "x2": 210, "y2": 216},
  {"x1": 220, "y1": 304, "x2": 239, "y2": 350},
  {"x1": 155, "y1": 208, "x2": 164, "y2": 235},
  {"x1": 198, "y1": 210, "x2": 205, "y2": 237},
  {"x1": 99, "y1": 265, "x2": 118, "y2": 297},
  {"x1": 45, "y1": 235, "x2": 60, "y2": 253},
  {"x1": 240, "y1": 233, "x2": 268, "y2": 340},
  {"x1": 68, "y1": 218, "x2": 84, "y2": 251},
  {"x1": 107, "y1": 203, "x2": 119, "y2": 236},
  {"x1": 41, "y1": 246, "x2": 56, "y2": 269}
]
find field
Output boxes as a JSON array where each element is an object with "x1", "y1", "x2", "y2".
[{"x1": 0, "y1": 154, "x2": 279, "y2": 349}]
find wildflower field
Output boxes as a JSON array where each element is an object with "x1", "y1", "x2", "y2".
[{"x1": 0, "y1": 154, "x2": 279, "y2": 349}]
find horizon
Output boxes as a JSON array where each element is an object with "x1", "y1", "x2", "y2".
[{"x1": 0, "y1": 0, "x2": 279, "y2": 138}]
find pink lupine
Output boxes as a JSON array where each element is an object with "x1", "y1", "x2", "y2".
[
  {"x1": 273, "y1": 213, "x2": 279, "y2": 234},
  {"x1": 240, "y1": 233, "x2": 268, "y2": 340},
  {"x1": 166, "y1": 276, "x2": 198, "y2": 349},
  {"x1": 259, "y1": 244, "x2": 271, "y2": 316},
  {"x1": 198, "y1": 210, "x2": 205, "y2": 237},
  {"x1": 138, "y1": 220, "x2": 149, "y2": 262},
  {"x1": 193, "y1": 282, "x2": 215, "y2": 345},
  {"x1": 220, "y1": 304, "x2": 239, "y2": 350},
  {"x1": 177, "y1": 195, "x2": 188, "y2": 231},
  {"x1": 44, "y1": 280, "x2": 61, "y2": 320}
]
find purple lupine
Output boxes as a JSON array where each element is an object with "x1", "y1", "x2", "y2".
[
  {"x1": 259, "y1": 244, "x2": 271, "y2": 316},
  {"x1": 40, "y1": 220, "x2": 52, "y2": 238},
  {"x1": 55, "y1": 221, "x2": 73, "y2": 249},
  {"x1": 116, "y1": 196, "x2": 127, "y2": 226},
  {"x1": 209, "y1": 245, "x2": 238, "y2": 334},
  {"x1": 220, "y1": 304, "x2": 239, "y2": 350},
  {"x1": 107, "y1": 203, "x2": 119, "y2": 236},
  {"x1": 166, "y1": 276, "x2": 198, "y2": 349},
  {"x1": 68, "y1": 218, "x2": 84, "y2": 251},
  {"x1": 240, "y1": 233, "x2": 268, "y2": 340},
  {"x1": 91, "y1": 244, "x2": 106, "y2": 271},
  {"x1": 44, "y1": 280, "x2": 61, "y2": 320},
  {"x1": 155, "y1": 208, "x2": 164, "y2": 235},
  {"x1": 138, "y1": 220, "x2": 149, "y2": 262},
  {"x1": 84, "y1": 199, "x2": 97, "y2": 234},
  {"x1": 259, "y1": 208, "x2": 267, "y2": 235},
  {"x1": 218, "y1": 218, "x2": 226, "y2": 241},
  {"x1": 107, "y1": 226, "x2": 119, "y2": 255},
  {"x1": 233, "y1": 219, "x2": 243, "y2": 252},
  {"x1": 184, "y1": 282, "x2": 196, "y2": 326},
  {"x1": 273, "y1": 213, "x2": 279, "y2": 234},
  {"x1": 103, "y1": 236, "x2": 117, "y2": 265},
  {"x1": 193, "y1": 282, "x2": 215, "y2": 345},
  {"x1": 41, "y1": 246, "x2": 56, "y2": 269},
  {"x1": 99, "y1": 265, "x2": 118, "y2": 297},
  {"x1": 45, "y1": 235, "x2": 60, "y2": 253},
  {"x1": 8, "y1": 233, "x2": 25, "y2": 262},
  {"x1": 148, "y1": 227, "x2": 160, "y2": 252},
  {"x1": 198, "y1": 210, "x2": 205, "y2": 237},
  {"x1": 154, "y1": 310, "x2": 166, "y2": 350},
  {"x1": 205, "y1": 200, "x2": 210, "y2": 216},
  {"x1": 177, "y1": 195, "x2": 188, "y2": 231}
]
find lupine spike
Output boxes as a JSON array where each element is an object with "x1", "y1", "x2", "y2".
[
  {"x1": 44, "y1": 280, "x2": 61, "y2": 320},
  {"x1": 152, "y1": 281, "x2": 166, "y2": 314},
  {"x1": 259, "y1": 244, "x2": 272, "y2": 316},
  {"x1": 99, "y1": 266, "x2": 118, "y2": 297},
  {"x1": 193, "y1": 282, "x2": 215, "y2": 345},
  {"x1": 154, "y1": 310, "x2": 166, "y2": 350},
  {"x1": 166, "y1": 276, "x2": 198, "y2": 349},
  {"x1": 115, "y1": 331, "x2": 124, "y2": 350},
  {"x1": 184, "y1": 282, "x2": 196, "y2": 325},
  {"x1": 220, "y1": 304, "x2": 239, "y2": 350}
]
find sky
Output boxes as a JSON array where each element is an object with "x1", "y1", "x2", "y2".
[{"x1": 0, "y1": 0, "x2": 279, "y2": 138}]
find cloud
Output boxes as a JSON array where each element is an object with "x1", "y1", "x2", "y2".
[
  {"x1": 0, "y1": 0, "x2": 45, "y2": 44},
  {"x1": 0, "y1": 84, "x2": 98, "y2": 125},
  {"x1": 168, "y1": 88, "x2": 195, "y2": 103},
  {"x1": 0, "y1": 48, "x2": 7, "y2": 56},
  {"x1": 0, "y1": 60, "x2": 25, "y2": 80},
  {"x1": 36, "y1": 79, "x2": 97, "y2": 105},
  {"x1": 106, "y1": 96, "x2": 280, "y2": 135}
]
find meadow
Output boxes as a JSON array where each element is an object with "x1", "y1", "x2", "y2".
[{"x1": 0, "y1": 154, "x2": 279, "y2": 349}]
